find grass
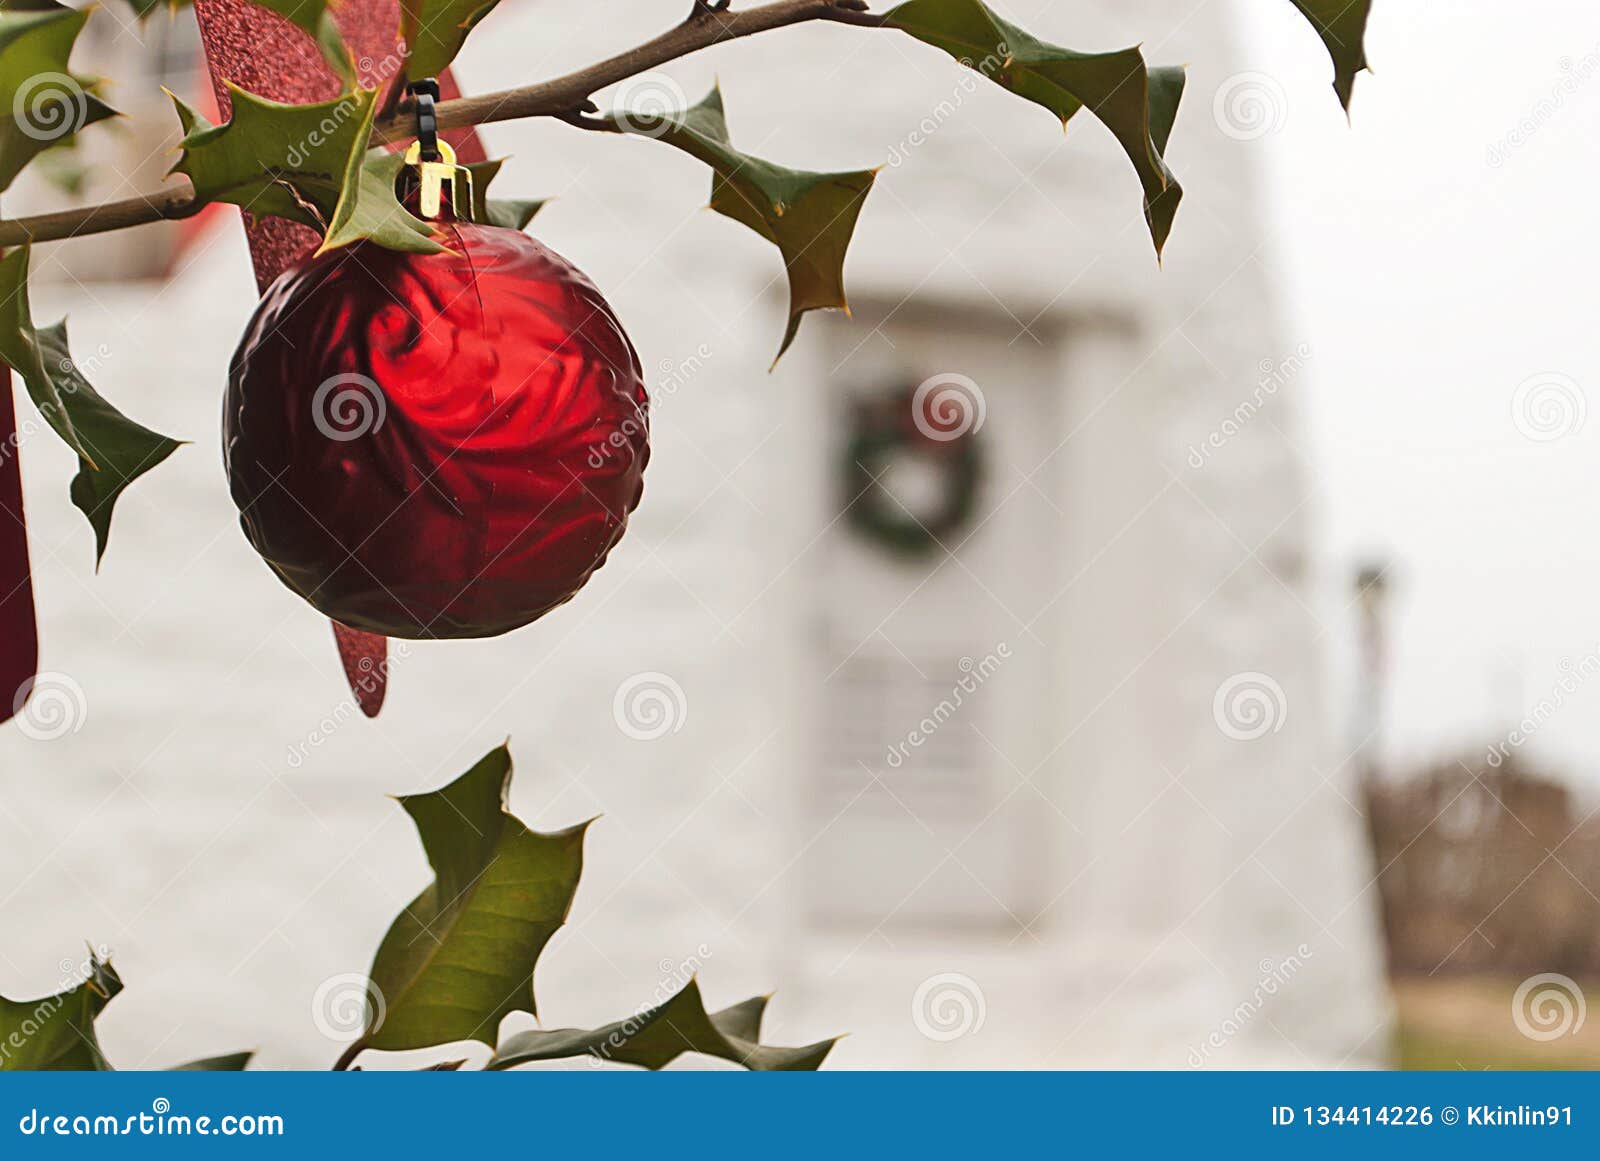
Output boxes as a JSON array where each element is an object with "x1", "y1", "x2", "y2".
[{"x1": 1393, "y1": 976, "x2": 1600, "y2": 1071}]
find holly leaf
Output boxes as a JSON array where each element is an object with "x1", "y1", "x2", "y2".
[
  {"x1": 170, "y1": 1051, "x2": 254, "y2": 1071},
  {"x1": 0, "y1": 2, "x2": 117, "y2": 193},
  {"x1": 465, "y1": 158, "x2": 547, "y2": 231},
  {"x1": 482, "y1": 196, "x2": 546, "y2": 231},
  {"x1": 124, "y1": 0, "x2": 349, "y2": 79},
  {"x1": 1288, "y1": 0, "x2": 1373, "y2": 111},
  {"x1": 351, "y1": 744, "x2": 589, "y2": 1056},
  {"x1": 1148, "y1": 66, "x2": 1186, "y2": 156},
  {"x1": 30, "y1": 141, "x2": 90, "y2": 196},
  {"x1": 0, "y1": 953, "x2": 122, "y2": 1071},
  {"x1": 319, "y1": 149, "x2": 446, "y2": 255},
  {"x1": 253, "y1": 0, "x2": 355, "y2": 85},
  {"x1": 0, "y1": 248, "x2": 184, "y2": 565},
  {"x1": 488, "y1": 981, "x2": 838, "y2": 1071},
  {"x1": 402, "y1": 0, "x2": 500, "y2": 81},
  {"x1": 608, "y1": 85, "x2": 875, "y2": 366},
  {"x1": 168, "y1": 83, "x2": 380, "y2": 230},
  {"x1": 884, "y1": 0, "x2": 1183, "y2": 257}
]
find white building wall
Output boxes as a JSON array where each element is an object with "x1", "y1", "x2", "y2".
[{"x1": 0, "y1": 0, "x2": 1388, "y2": 1068}]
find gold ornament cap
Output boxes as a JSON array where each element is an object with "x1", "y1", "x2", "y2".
[{"x1": 401, "y1": 138, "x2": 474, "y2": 222}]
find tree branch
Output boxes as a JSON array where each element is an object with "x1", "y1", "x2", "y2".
[{"x1": 0, "y1": 0, "x2": 886, "y2": 248}]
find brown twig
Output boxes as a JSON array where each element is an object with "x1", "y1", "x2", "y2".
[{"x1": 0, "y1": 0, "x2": 886, "y2": 248}]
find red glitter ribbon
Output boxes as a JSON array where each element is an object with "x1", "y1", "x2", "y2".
[
  {"x1": 194, "y1": 0, "x2": 483, "y2": 717},
  {"x1": 0, "y1": 366, "x2": 37, "y2": 725}
]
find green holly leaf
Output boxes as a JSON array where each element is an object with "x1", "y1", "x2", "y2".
[
  {"x1": 488, "y1": 982, "x2": 838, "y2": 1071},
  {"x1": 466, "y1": 158, "x2": 547, "y2": 231},
  {"x1": 168, "y1": 83, "x2": 381, "y2": 230},
  {"x1": 884, "y1": 0, "x2": 1183, "y2": 257},
  {"x1": 254, "y1": 0, "x2": 355, "y2": 85},
  {"x1": 0, "y1": 953, "x2": 122, "y2": 1071},
  {"x1": 30, "y1": 141, "x2": 90, "y2": 196},
  {"x1": 402, "y1": 0, "x2": 500, "y2": 81},
  {"x1": 126, "y1": 0, "x2": 349, "y2": 80},
  {"x1": 0, "y1": 248, "x2": 184, "y2": 565},
  {"x1": 320, "y1": 149, "x2": 446, "y2": 255},
  {"x1": 482, "y1": 196, "x2": 546, "y2": 231},
  {"x1": 350, "y1": 744, "x2": 590, "y2": 1056},
  {"x1": 1289, "y1": 0, "x2": 1372, "y2": 111},
  {"x1": 0, "y1": 2, "x2": 117, "y2": 193},
  {"x1": 170, "y1": 1051, "x2": 254, "y2": 1071},
  {"x1": 609, "y1": 85, "x2": 876, "y2": 366}
]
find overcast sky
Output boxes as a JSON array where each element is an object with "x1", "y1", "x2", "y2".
[{"x1": 1240, "y1": 1, "x2": 1600, "y2": 783}]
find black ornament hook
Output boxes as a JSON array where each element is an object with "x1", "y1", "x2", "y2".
[{"x1": 407, "y1": 78, "x2": 441, "y2": 162}]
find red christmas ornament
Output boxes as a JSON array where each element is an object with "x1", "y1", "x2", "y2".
[{"x1": 225, "y1": 153, "x2": 649, "y2": 640}]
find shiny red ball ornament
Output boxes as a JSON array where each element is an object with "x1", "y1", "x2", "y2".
[{"x1": 225, "y1": 218, "x2": 649, "y2": 640}]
